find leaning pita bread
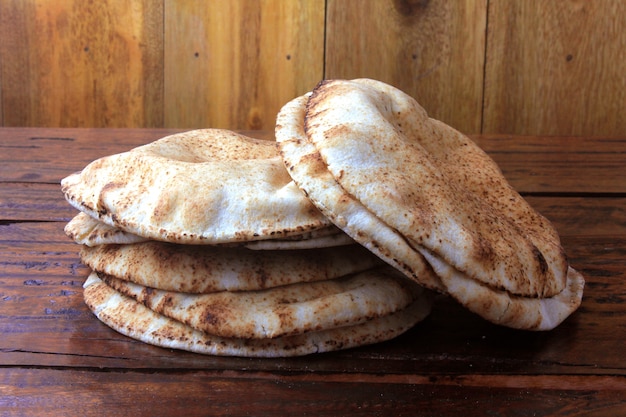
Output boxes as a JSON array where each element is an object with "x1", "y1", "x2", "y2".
[
  {"x1": 66, "y1": 212, "x2": 355, "y2": 249},
  {"x1": 276, "y1": 93, "x2": 444, "y2": 291},
  {"x1": 303, "y1": 79, "x2": 567, "y2": 298},
  {"x1": 422, "y1": 250, "x2": 584, "y2": 330},
  {"x1": 61, "y1": 129, "x2": 337, "y2": 245},
  {"x1": 276, "y1": 80, "x2": 583, "y2": 330},
  {"x1": 98, "y1": 266, "x2": 422, "y2": 339},
  {"x1": 80, "y1": 241, "x2": 384, "y2": 293},
  {"x1": 83, "y1": 272, "x2": 433, "y2": 357}
]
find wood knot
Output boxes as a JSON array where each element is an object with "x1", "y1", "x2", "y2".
[{"x1": 393, "y1": 0, "x2": 430, "y2": 16}]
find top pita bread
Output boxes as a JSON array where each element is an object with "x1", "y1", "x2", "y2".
[
  {"x1": 301, "y1": 79, "x2": 567, "y2": 298},
  {"x1": 61, "y1": 129, "x2": 337, "y2": 245}
]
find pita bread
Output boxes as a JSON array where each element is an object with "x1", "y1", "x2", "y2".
[
  {"x1": 276, "y1": 81, "x2": 583, "y2": 330},
  {"x1": 276, "y1": 94, "x2": 445, "y2": 292},
  {"x1": 97, "y1": 266, "x2": 423, "y2": 339},
  {"x1": 83, "y1": 272, "x2": 433, "y2": 357},
  {"x1": 65, "y1": 212, "x2": 148, "y2": 246},
  {"x1": 242, "y1": 229, "x2": 355, "y2": 249},
  {"x1": 61, "y1": 129, "x2": 336, "y2": 245},
  {"x1": 66, "y1": 212, "x2": 355, "y2": 249},
  {"x1": 80, "y1": 241, "x2": 384, "y2": 293},
  {"x1": 302, "y1": 79, "x2": 567, "y2": 299},
  {"x1": 421, "y1": 249, "x2": 584, "y2": 330}
]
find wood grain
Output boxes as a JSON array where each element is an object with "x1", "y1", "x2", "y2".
[
  {"x1": 0, "y1": 0, "x2": 163, "y2": 128},
  {"x1": 2, "y1": 369, "x2": 626, "y2": 417},
  {"x1": 473, "y1": 136, "x2": 626, "y2": 194},
  {"x1": 325, "y1": 0, "x2": 487, "y2": 134},
  {"x1": 483, "y1": 0, "x2": 626, "y2": 136},
  {"x1": 164, "y1": 0, "x2": 325, "y2": 130},
  {"x1": 2, "y1": 1, "x2": 625, "y2": 136}
]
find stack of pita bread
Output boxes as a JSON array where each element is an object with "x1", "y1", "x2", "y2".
[
  {"x1": 61, "y1": 129, "x2": 433, "y2": 357},
  {"x1": 61, "y1": 78, "x2": 584, "y2": 357}
]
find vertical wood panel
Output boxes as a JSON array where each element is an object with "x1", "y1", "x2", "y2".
[
  {"x1": 483, "y1": 0, "x2": 626, "y2": 136},
  {"x1": 325, "y1": 0, "x2": 487, "y2": 134},
  {"x1": 164, "y1": 0, "x2": 325, "y2": 130},
  {"x1": 0, "y1": 0, "x2": 163, "y2": 128}
]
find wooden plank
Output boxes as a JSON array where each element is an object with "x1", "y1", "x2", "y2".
[
  {"x1": 525, "y1": 196, "x2": 626, "y2": 238},
  {"x1": 1, "y1": 222, "x2": 625, "y2": 377},
  {"x1": 2, "y1": 129, "x2": 623, "y2": 194},
  {"x1": 325, "y1": 0, "x2": 487, "y2": 134},
  {"x1": 164, "y1": 0, "x2": 325, "y2": 130},
  {"x1": 474, "y1": 136, "x2": 626, "y2": 194},
  {"x1": 0, "y1": 1, "x2": 164, "y2": 128},
  {"x1": 2, "y1": 369, "x2": 626, "y2": 417},
  {"x1": 0, "y1": 183, "x2": 74, "y2": 222},
  {"x1": 0, "y1": 128, "x2": 180, "y2": 183},
  {"x1": 483, "y1": 0, "x2": 626, "y2": 136}
]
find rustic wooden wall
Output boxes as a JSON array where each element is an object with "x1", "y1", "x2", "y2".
[
  {"x1": 163, "y1": 0, "x2": 324, "y2": 130},
  {"x1": 325, "y1": 0, "x2": 487, "y2": 134},
  {"x1": 483, "y1": 0, "x2": 626, "y2": 136},
  {"x1": 0, "y1": 0, "x2": 164, "y2": 128},
  {"x1": 0, "y1": 0, "x2": 624, "y2": 135}
]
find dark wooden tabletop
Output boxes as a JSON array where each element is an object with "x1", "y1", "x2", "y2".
[{"x1": 1, "y1": 128, "x2": 625, "y2": 416}]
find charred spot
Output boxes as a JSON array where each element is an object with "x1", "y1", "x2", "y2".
[
  {"x1": 532, "y1": 245, "x2": 549, "y2": 275},
  {"x1": 338, "y1": 194, "x2": 352, "y2": 205},
  {"x1": 474, "y1": 236, "x2": 495, "y2": 263},
  {"x1": 162, "y1": 294, "x2": 175, "y2": 307},
  {"x1": 100, "y1": 181, "x2": 122, "y2": 195},
  {"x1": 300, "y1": 151, "x2": 325, "y2": 166},
  {"x1": 255, "y1": 269, "x2": 269, "y2": 288},
  {"x1": 202, "y1": 311, "x2": 220, "y2": 327},
  {"x1": 303, "y1": 80, "x2": 337, "y2": 130},
  {"x1": 324, "y1": 124, "x2": 352, "y2": 143}
]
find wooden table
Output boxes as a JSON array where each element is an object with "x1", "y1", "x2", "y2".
[{"x1": 1, "y1": 128, "x2": 625, "y2": 416}]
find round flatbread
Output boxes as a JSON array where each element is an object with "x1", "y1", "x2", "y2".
[
  {"x1": 66, "y1": 212, "x2": 355, "y2": 249},
  {"x1": 302, "y1": 79, "x2": 567, "y2": 298},
  {"x1": 83, "y1": 272, "x2": 433, "y2": 357},
  {"x1": 275, "y1": 93, "x2": 444, "y2": 292},
  {"x1": 61, "y1": 129, "x2": 336, "y2": 245},
  {"x1": 80, "y1": 241, "x2": 384, "y2": 293},
  {"x1": 97, "y1": 266, "x2": 423, "y2": 339},
  {"x1": 65, "y1": 212, "x2": 148, "y2": 246},
  {"x1": 276, "y1": 80, "x2": 583, "y2": 330},
  {"x1": 421, "y1": 249, "x2": 584, "y2": 330}
]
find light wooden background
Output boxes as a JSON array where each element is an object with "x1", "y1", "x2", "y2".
[{"x1": 0, "y1": 0, "x2": 624, "y2": 135}]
